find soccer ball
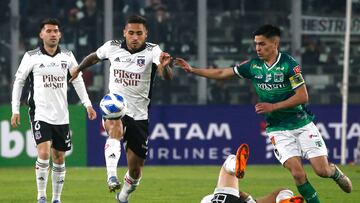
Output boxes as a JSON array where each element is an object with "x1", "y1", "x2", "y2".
[{"x1": 99, "y1": 93, "x2": 127, "y2": 119}]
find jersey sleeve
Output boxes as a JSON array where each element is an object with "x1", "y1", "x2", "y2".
[
  {"x1": 96, "y1": 41, "x2": 112, "y2": 60},
  {"x1": 11, "y1": 53, "x2": 33, "y2": 114},
  {"x1": 152, "y1": 45, "x2": 162, "y2": 66},
  {"x1": 287, "y1": 58, "x2": 305, "y2": 90},
  {"x1": 233, "y1": 60, "x2": 252, "y2": 79},
  {"x1": 69, "y1": 51, "x2": 79, "y2": 67}
]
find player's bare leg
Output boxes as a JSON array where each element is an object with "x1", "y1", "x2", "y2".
[
  {"x1": 104, "y1": 119, "x2": 123, "y2": 192},
  {"x1": 116, "y1": 148, "x2": 144, "y2": 203},
  {"x1": 36, "y1": 141, "x2": 51, "y2": 203},
  {"x1": 284, "y1": 157, "x2": 319, "y2": 203},
  {"x1": 309, "y1": 156, "x2": 352, "y2": 193},
  {"x1": 51, "y1": 149, "x2": 66, "y2": 203}
]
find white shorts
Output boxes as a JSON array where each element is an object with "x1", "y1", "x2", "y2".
[{"x1": 267, "y1": 122, "x2": 328, "y2": 165}]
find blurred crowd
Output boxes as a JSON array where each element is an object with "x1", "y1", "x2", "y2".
[{"x1": 1, "y1": 0, "x2": 360, "y2": 105}]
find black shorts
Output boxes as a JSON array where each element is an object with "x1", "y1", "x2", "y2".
[
  {"x1": 121, "y1": 115, "x2": 149, "y2": 159},
  {"x1": 211, "y1": 193, "x2": 247, "y2": 203},
  {"x1": 31, "y1": 120, "x2": 71, "y2": 151}
]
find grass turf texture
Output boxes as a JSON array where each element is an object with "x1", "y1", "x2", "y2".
[{"x1": 0, "y1": 165, "x2": 359, "y2": 203}]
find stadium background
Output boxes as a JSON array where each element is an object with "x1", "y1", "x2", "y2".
[{"x1": 0, "y1": 0, "x2": 360, "y2": 202}]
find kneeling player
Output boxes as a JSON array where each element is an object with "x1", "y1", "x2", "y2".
[{"x1": 201, "y1": 144, "x2": 304, "y2": 203}]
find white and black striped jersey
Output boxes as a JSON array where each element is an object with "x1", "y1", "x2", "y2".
[
  {"x1": 96, "y1": 40, "x2": 162, "y2": 120},
  {"x1": 12, "y1": 46, "x2": 92, "y2": 125}
]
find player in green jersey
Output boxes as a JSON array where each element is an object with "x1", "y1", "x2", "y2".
[{"x1": 175, "y1": 24, "x2": 352, "y2": 203}]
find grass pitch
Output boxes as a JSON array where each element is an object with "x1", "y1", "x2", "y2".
[{"x1": 0, "y1": 165, "x2": 359, "y2": 203}]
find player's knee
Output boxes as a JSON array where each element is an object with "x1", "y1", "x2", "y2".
[
  {"x1": 108, "y1": 125, "x2": 124, "y2": 139},
  {"x1": 37, "y1": 151, "x2": 50, "y2": 160}
]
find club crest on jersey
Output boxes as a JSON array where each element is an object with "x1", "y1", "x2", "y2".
[
  {"x1": 274, "y1": 73, "x2": 284, "y2": 82},
  {"x1": 137, "y1": 59, "x2": 145, "y2": 67},
  {"x1": 61, "y1": 61, "x2": 67, "y2": 70},
  {"x1": 137, "y1": 57, "x2": 145, "y2": 67}
]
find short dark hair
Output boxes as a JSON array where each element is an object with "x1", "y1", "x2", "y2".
[
  {"x1": 40, "y1": 18, "x2": 60, "y2": 31},
  {"x1": 126, "y1": 15, "x2": 148, "y2": 29},
  {"x1": 253, "y1": 24, "x2": 281, "y2": 38}
]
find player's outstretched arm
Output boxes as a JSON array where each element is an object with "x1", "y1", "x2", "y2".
[
  {"x1": 157, "y1": 52, "x2": 173, "y2": 80},
  {"x1": 69, "y1": 52, "x2": 101, "y2": 82},
  {"x1": 175, "y1": 58, "x2": 235, "y2": 80}
]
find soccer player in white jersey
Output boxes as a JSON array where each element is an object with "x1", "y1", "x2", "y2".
[
  {"x1": 69, "y1": 15, "x2": 173, "y2": 202},
  {"x1": 176, "y1": 25, "x2": 352, "y2": 203},
  {"x1": 11, "y1": 18, "x2": 97, "y2": 203},
  {"x1": 201, "y1": 144, "x2": 304, "y2": 203}
]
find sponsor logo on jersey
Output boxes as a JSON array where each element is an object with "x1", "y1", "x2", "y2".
[
  {"x1": 274, "y1": 73, "x2": 284, "y2": 82},
  {"x1": 257, "y1": 83, "x2": 287, "y2": 90},
  {"x1": 42, "y1": 75, "x2": 66, "y2": 89},
  {"x1": 39, "y1": 64, "x2": 45, "y2": 68},
  {"x1": 114, "y1": 57, "x2": 120, "y2": 62},
  {"x1": 251, "y1": 64, "x2": 262, "y2": 69},
  {"x1": 293, "y1": 65, "x2": 301, "y2": 74},
  {"x1": 255, "y1": 74, "x2": 263, "y2": 79},
  {"x1": 265, "y1": 73, "x2": 272, "y2": 82},
  {"x1": 113, "y1": 69, "x2": 141, "y2": 86}
]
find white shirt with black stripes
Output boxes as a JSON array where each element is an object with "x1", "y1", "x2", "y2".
[
  {"x1": 96, "y1": 40, "x2": 162, "y2": 120},
  {"x1": 11, "y1": 46, "x2": 92, "y2": 125}
]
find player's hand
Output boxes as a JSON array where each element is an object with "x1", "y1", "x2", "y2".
[
  {"x1": 86, "y1": 106, "x2": 97, "y2": 120},
  {"x1": 174, "y1": 58, "x2": 193, "y2": 73},
  {"x1": 255, "y1": 102, "x2": 275, "y2": 114},
  {"x1": 160, "y1": 52, "x2": 172, "y2": 67},
  {"x1": 11, "y1": 113, "x2": 20, "y2": 128},
  {"x1": 69, "y1": 67, "x2": 80, "y2": 82}
]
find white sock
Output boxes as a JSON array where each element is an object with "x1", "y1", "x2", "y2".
[
  {"x1": 104, "y1": 138, "x2": 121, "y2": 180},
  {"x1": 118, "y1": 171, "x2": 140, "y2": 202},
  {"x1": 223, "y1": 154, "x2": 236, "y2": 175},
  {"x1": 36, "y1": 158, "x2": 49, "y2": 200},
  {"x1": 276, "y1": 189, "x2": 294, "y2": 203},
  {"x1": 51, "y1": 163, "x2": 66, "y2": 202}
]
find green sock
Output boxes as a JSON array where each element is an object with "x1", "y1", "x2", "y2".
[
  {"x1": 297, "y1": 181, "x2": 320, "y2": 203},
  {"x1": 330, "y1": 167, "x2": 341, "y2": 180}
]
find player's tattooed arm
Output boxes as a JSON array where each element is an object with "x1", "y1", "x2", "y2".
[
  {"x1": 77, "y1": 52, "x2": 101, "y2": 72},
  {"x1": 69, "y1": 52, "x2": 100, "y2": 82}
]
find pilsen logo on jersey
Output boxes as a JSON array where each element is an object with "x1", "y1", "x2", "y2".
[
  {"x1": 43, "y1": 75, "x2": 66, "y2": 89},
  {"x1": 113, "y1": 69, "x2": 141, "y2": 86},
  {"x1": 137, "y1": 56, "x2": 145, "y2": 67}
]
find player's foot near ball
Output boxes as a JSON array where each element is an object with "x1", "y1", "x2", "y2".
[
  {"x1": 235, "y1": 143, "x2": 249, "y2": 179},
  {"x1": 108, "y1": 176, "x2": 121, "y2": 192},
  {"x1": 52, "y1": 200, "x2": 61, "y2": 203}
]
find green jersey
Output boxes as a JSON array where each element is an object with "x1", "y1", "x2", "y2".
[{"x1": 234, "y1": 52, "x2": 314, "y2": 132}]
